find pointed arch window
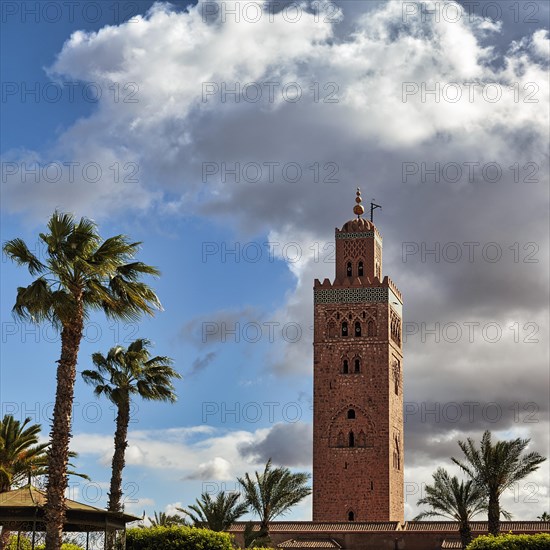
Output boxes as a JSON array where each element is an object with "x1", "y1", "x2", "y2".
[
  {"x1": 354, "y1": 321, "x2": 361, "y2": 337},
  {"x1": 348, "y1": 511, "x2": 355, "y2": 522},
  {"x1": 346, "y1": 261, "x2": 352, "y2": 277},
  {"x1": 349, "y1": 431, "x2": 355, "y2": 448},
  {"x1": 343, "y1": 359, "x2": 349, "y2": 374},
  {"x1": 358, "y1": 261, "x2": 364, "y2": 276},
  {"x1": 342, "y1": 321, "x2": 348, "y2": 337},
  {"x1": 354, "y1": 358, "x2": 361, "y2": 373}
]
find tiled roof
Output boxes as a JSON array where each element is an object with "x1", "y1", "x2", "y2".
[
  {"x1": 228, "y1": 521, "x2": 550, "y2": 533},
  {"x1": 405, "y1": 521, "x2": 550, "y2": 532},
  {"x1": 228, "y1": 522, "x2": 400, "y2": 532},
  {"x1": 0, "y1": 485, "x2": 103, "y2": 513},
  {"x1": 0, "y1": 485, "x2": 140, "y2": 523},
  {"x1": 441, "y1": 541, "x2": 462, "y2": 549},
  {"x1": 278, "y1": 539, "x2": 341, "y2": 548}
]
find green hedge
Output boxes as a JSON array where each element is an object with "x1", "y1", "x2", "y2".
[
  {"x1": 6, "y1": 536, "x2": 32, "y2": 550},
  {"x1": 466, "y1": 533, "x2": 550, "y2": 549},
  {"x1": 126, "y1": 526, "x2": 234, "y2": 550}
]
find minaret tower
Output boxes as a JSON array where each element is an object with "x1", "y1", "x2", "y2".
[{"x1": 312, "y1": 188, "x2": 404, "y2": 522}]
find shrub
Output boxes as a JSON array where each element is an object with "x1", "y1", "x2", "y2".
[
  {"x1": 6, "y1": 535, "x2": 32, "y2": 550},
  {"x1": 126, "y1": 525, "x2": 234, "y2": 550},
  {"x1": 466, "y1": 533, "x2": 550, "y2": 549}
]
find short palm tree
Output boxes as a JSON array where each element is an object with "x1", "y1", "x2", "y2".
[
  {"x1": 146, "y1": 511, "x2": 186, "y2": 527},
  {"x1": 82, "y1": 338, "x2": 180, "y2": 513},
  {"x1": 0, "y1": 415, "x2": 49, "y2": 493},
  {"x1": 414, "y1": 468, "x2": 497, "y2": 549},
  {"x1": 537, "y1": 512, "x2": 550, "y2": 521},
  {"x1": 452, "y1": 430, "x2": 546, "y2": 535},
  {"x1": 237, "y1": 459, "x2": 311, "y2": 542},
  {"x1": 177, "y1": 491, "x2": 249, "y2": 531},
  {"x1": 3, "y1": 212, "x2": 162, "y2": 550}
]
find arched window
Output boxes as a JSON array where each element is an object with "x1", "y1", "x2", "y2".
[
  {"x1": 342, "y1": 321, "x2": 348, "y2": 337},
  {"x1": 358, "y1": 261, "x2": 364, "y2": 276},
  {"x1": 354, "y1": 358, "x2": 360, "y2": 373},
  {"x1": 347, "y1": 409, "x2": 355, "y2": 419},
  {"x1": 348, "y1": 511, "x2": 355, "y2": 522},
  {"x1": 367, "y1": 319, "x2": 376, "y2": 337},
  {"x1": 349, "y1": 431, "x2": 355, "y2": 448},
  {"x1": 346, "y1": 261, "x2": 352, "y2": 277},
  {"x1": 343, "y1": 359, "x2": 349, "y2": 374},
  {"x1": 354, "y1": 321, "x2": 361, "y2": 337}
]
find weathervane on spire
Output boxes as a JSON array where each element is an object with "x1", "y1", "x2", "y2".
[{"x1": 353, "y1": 187, "x2": 365, "y2": 218}]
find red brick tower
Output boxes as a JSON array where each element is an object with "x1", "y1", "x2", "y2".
[{"x1": 312, "y1": 188, "x2": 404, "y2": 522}]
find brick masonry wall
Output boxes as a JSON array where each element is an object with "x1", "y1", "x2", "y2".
[{"x1": 312, "y1": 221, "x2": 403, "y2": 523}]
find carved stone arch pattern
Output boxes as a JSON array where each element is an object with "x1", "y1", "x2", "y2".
[
  {"x1": 390, "y1": 310, "x2": 401, "y2": 346},
  {"x1": 329, "y1": 404, "x2": 375, "y2": 448},
  {"x1": 343, "y1": 239, "x2": 370, "y2": 264},
  {"x1": 392, "y1": 358, "x2": 401, "y2": 395},
  {"x1": 393, "y1": 431, "x2": 401, "y2": 470}
]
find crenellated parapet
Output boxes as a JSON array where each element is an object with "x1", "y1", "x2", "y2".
[{"x1": 313, "y1": 275, "x2": 402, "y2": 305}]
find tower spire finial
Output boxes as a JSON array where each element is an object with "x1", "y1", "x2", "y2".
[{"x1": 353, "y1": 187, "x2": 365, "y2": 218}]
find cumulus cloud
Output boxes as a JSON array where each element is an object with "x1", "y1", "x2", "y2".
[
  {"x1": 238, "y1": 421, "x2": 313, "y2": 466},
  {"x1": 4, "y1": 0, "x2": 549, "y2": 519}
]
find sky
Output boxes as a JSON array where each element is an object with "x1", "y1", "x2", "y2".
[{"x1": 0, "y1": 0, "x2": 549, "y2": 524}]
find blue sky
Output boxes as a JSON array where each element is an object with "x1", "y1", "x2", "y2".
[{"x1": 1, "y1": 0, "x2": 549, "y2": 523}]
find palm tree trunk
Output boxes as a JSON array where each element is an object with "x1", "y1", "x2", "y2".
[
  {"x1": 488, "y1": 491, "x2": 500, "y2": 536},
  {"x1": 459, "y1": 521, "x2": 472, "y2": 549},
  {"x1": 108, "y1": 398, "x2": 130, "y2": 512},
  {"x1": 44, "y1": 307, "x2": 84, "y2": 550}
]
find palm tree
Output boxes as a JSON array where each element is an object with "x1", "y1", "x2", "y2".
[
  {"x1": 177, "y1": 491, "x2": 249, "y2": 531},
  {"x1": 414, "y1": 468, "x2": 500, "y2": 549},
  {"x1": 146, "y1": 511, "x2": 187, "y2": 527},
  {"x1": 3, "y1": 212, "x2": 162, "y2": 550},
  {"x1": 82, "y1": 339, "x2": 180, "y2": 513},
  {"x1": 537, "y1": 512, "x2": 550, "y2": 521},
  {"x1": 452, "y1": 430, "x2": 546, "y2": 536},
  {"x1": 0, "y1": 416, "x2": 87, "y2": 549},
  {"x1": 0, "y1": 415, "x2": 49, "y2": 493},
  {"x1": 237, "y1": 459, "x2": 311, "y2": 543}
]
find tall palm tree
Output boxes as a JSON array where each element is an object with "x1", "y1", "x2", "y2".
[
  {"x1": 3, "y1": 212, "x2": 162, "y2": 550},
  {"x1": 414, "y1": 468, "x2": 499, "y2": 549},
  {"x1": 82, "y1": 339, "x2": 180, "y2": 513},
  {"x1": 177, "y1": 491, "x2": 249, "y2": 531},
  {"x1": 146, "y1": 511, "x2": 187, "y2": 527},
  {"x1": 237, "y1": 459, "x2": 311, "y2": 542},
  {"x1": 452, "y1": 430, "x2": 546, "y2": 535}
]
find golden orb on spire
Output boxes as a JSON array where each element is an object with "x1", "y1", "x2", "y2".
[{"x1": 353, "y1": 187, "x2": 365, "y2": 217}]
